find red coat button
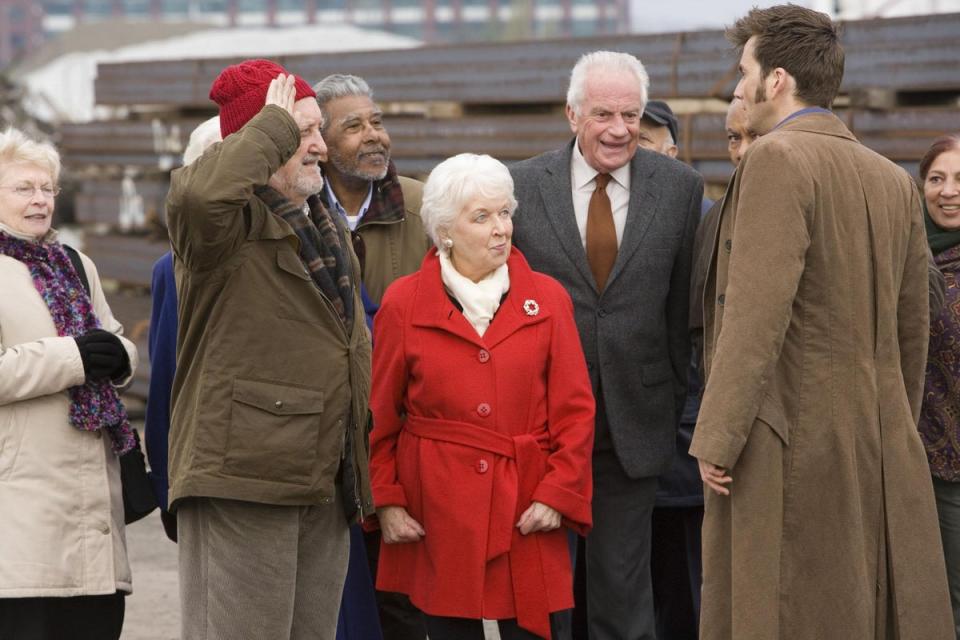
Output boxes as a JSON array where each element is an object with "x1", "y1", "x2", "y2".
[
  {"x1": 477, "y1": 402, "x2": 491, "y2": 417},
  {"x1": 476, "y1": 459, "x2": 489, "y2": 473},
  {"x1": 478, "y1": 349, "x2": 491, "y2": 363}
]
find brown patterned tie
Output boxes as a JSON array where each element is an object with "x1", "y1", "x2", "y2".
[{"x1": 586, "y1": 173, "x2": 617, "y2": 291}]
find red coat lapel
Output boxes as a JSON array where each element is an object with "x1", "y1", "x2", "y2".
[
  {"x1": 409, "y1": 248, "x2": 551, "y2": 350},
  {"x1": 483, "y1": 249, "x2": 551, "y2": 349}
]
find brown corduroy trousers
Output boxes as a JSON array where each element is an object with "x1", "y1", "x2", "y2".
[{"x1": 177, "y1": 495, "x2": 349, "y2": 640}]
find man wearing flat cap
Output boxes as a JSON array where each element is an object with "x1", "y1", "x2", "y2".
[
  {"x1": 638, "y1": 100, "x2": 679, "y2": 159},
  {"x1": 165, "y1": 59, "x2": 373, "y2": 640},
  {"x1": 635, "y1": 98, "x2": 705, "y2": 640}
]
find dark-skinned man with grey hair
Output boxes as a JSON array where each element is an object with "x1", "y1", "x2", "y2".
[
  {"x1": 313, "y1": 73, "x2": 430, "y2": 640},
  {"x1": 314, "y1": 74, "x2": 431, "y2": 307}
]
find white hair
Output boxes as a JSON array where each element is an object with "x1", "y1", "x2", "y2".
[
  {"x1": 0, "y1": 127, "x2": 60, "y2": 184},
  {"x1": 182, "y1": 116, "x2": 221, "y2": 166},
  {"x1": 420, "y1": 153, "x2": 518, "y2": 250},
  {"x1": 313, "y1": 74, "x2": 373, "y2": 106},
  {"x1": 566, "y1": 51, "x2": 649, "y2": 116}
]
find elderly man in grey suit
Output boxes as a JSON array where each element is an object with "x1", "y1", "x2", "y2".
[{"x1": 510, "y1": 51, "x2": 703, "y2": 640}]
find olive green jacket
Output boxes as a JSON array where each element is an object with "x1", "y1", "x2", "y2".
[{"x1": 165, "y1": 105, "x2": 373, "y2": 518}]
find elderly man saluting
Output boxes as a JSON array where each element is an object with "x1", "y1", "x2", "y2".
[{"x1": 165, "y1": 60, "x2": 372, "y2": 640}]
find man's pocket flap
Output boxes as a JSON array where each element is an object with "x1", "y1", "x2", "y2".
[
  {"x1": 641, "y1": 359, "x2": 673, "y2": 386},
  {"x1": 232, "y1": 378, "x2": 325, "y2": 416}
]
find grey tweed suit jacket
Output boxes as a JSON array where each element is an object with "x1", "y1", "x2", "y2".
[{"x1": 510, "y1": 141, "x2": 703, "y2": 478}]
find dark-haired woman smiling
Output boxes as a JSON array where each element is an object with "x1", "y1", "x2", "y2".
[{"x1": 920, "y1": 132, "x2": 960, "y2": 640}]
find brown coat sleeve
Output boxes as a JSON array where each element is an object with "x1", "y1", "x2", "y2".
[
  {"x1": 166, "y1": 105, "x2": 300, "y2": 271},
  {"x1": 900, "y1": 185, "x2": 932, "y2": 422},
  {"x1": 689, "y1": 139, "x2": 813, "y2": 469}
]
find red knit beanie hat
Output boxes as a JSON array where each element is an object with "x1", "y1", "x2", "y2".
[{"x1": 209, "y1": 59, "x2": 316, "y2": 138}]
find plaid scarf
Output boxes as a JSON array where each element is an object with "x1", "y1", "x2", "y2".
[
  {"x1": 318, "y1": 161, "x2": 407, "y2": 274},
  {"x1": 255, "y1": 186, "x2": 355, "y2": 329},
  {"x1": 360, "y1": 161, "x2": 406, "y2": 227},
  {"x1": 0, "y1": 231, "x2": 135, "y2": 455}
]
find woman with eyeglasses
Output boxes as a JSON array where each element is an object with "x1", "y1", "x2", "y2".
[{"x1": 0, "y1": 127, "x2": 138, "y2": 640}]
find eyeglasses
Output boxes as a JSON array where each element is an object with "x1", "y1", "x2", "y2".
[{"x1": 0, "y1": 184, "x2": 61, "y2": 198}]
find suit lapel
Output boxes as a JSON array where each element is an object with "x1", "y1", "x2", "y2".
[
  {"x1": 538, "y1": 142, "x2": 598, "y2": 293},
  {"x1": 605, "y1": 151, "x2": 660, "y2": 291}
]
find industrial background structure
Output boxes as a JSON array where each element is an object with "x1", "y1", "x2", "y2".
[{"x1": 5, "y1": 10, "x2": 960, "y2": 404}]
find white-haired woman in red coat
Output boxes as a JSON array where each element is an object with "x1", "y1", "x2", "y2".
[{"x1": 368, "y1": 153, "x2": 595, "y2": 640}]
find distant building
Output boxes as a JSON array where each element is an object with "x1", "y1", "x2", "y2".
[
  {"x1": 1, "y1": 0, "x2": 629, "y2": 69},
  {"x1": 0, "y1": 0, "x2": 44, "y2": 68},
  {"x1": 36, "y1": 0, "x2": 630, "y2": 42},
  {"x1": 7, "y1": 0, "x2": 957, "y2": 70}
]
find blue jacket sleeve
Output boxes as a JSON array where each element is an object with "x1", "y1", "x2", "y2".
[{"x1": 145, "y1": 251, "x2": 178, "y2": 511}]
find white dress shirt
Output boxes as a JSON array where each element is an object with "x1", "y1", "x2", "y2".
[{"x1": 570, "y1": 141, "x2": 631, "y2": 249}]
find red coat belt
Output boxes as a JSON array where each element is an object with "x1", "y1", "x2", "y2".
[{"x1": 404, "y1": 414, "x2": 554, "y2": 639}]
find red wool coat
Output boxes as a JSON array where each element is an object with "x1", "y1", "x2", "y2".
[{"x1": 369, "y1": 248, "x2": 595, "y2": 639}]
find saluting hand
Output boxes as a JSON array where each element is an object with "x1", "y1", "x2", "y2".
[
  {"x1": 264, "y1": 73, "x2": 313, "y2": 133},
  {"x1": 264, "y1": 73, "x2": 296, "y2": 116}
]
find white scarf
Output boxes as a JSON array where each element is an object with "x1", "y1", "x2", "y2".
[{"x1": 439, "y1": 251, "x2": 510, "y2": 337}]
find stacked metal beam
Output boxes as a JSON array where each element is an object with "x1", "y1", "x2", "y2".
[
  {"x1": 57, "y1": 13, "x2": 960, "y2": 392},
  {"x1": 93, "y1": 12, "x2": 960, "y2": 108}
]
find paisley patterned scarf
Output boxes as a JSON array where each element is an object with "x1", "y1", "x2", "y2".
[{"x1": 0, "y1": 231, "x2": 135, "y2": 454}]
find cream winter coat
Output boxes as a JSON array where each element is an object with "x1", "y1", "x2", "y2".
[{"x1": 0, "y1": 223, "x2": 138, "y2": 598}]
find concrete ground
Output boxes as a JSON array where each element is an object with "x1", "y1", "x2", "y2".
[{"x1": 123, "y1": 510, "x2": 180, "y2": 640}]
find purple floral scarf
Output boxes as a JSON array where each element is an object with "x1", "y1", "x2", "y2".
[{"x1": 0, "y1": 231, "x2": 135, "y2": 454}]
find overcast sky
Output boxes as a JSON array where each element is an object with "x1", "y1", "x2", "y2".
[
  {"x1": 629, "y1": 0, "x2": 960, "y2": 32},
  {"x1": 629, "y1": 0, "x2": 818, "y2": 33}
]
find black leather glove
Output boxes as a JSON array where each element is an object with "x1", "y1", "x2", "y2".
[
  {"x1": 160, "y1": 509, "x2": 178, "y2": 543},
  {"x1": 75, "y1": 329, "x2": 130, "y2": 381}
]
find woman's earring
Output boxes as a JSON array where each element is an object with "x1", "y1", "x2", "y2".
[{"x1": 442, "y1": 238, "x2": 454, "y2": 249}]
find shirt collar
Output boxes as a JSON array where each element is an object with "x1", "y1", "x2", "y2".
[
  {"x1": 571, "y1": 139, "x2": 631, "y2": 190},
  {"x1": 324, "y1": 180, "x2": 373, "y2": 223},
  {"x1": 772, "y1": 106, "x2": 832, "y2": 131}
]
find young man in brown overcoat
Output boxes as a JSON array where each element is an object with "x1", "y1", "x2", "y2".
[{"x1": 691, "y1": 6, "x2": 953, "y2": 639}]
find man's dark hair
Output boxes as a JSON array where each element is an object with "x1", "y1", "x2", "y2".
[
  {"x1": 919, "y1": 133, "x2": 960, "y2": 181},
  {"x1": 727, "y1": 4, "x2": 844, "y2": 108}
]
